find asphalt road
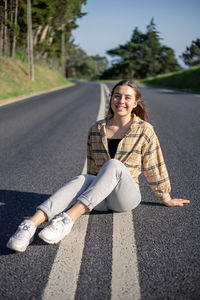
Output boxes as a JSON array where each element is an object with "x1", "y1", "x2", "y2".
[{"x1": 0, "y1": 82, "x2": 199, "y2": 300}]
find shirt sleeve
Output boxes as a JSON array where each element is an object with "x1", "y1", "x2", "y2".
[
  {"x1": 87, "y1": 128, "x2": 98, "y2": 176},
  {"x1": 142, "y1": 128, "x2": 171, "y2": 203}
]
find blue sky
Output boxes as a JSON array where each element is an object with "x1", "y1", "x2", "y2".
[{"x1": 73, "y1": 0, "x2": 200, "y2": 67}]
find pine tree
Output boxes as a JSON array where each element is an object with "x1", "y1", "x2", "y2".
[
  {"x1": 180, "y1": 39, "x2": 200, "y2": 66},
  {"x1": 103, "y1": 19, "x2": 180, "y2": 79}
]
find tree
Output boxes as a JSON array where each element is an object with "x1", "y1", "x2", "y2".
[
  {"x1": 65, "y1": 44, "x2": 108, "y2": 79},
  {"x1": 0, "y1": 2, "x2": 4, "y2": 55},
  {"x1": 4, "y1": 0, "x2": 8, "y2": 56},
  {"x1": 180, "y1": 39, "x2": 200, "y2": 66},
  {"x1": 27, "y1": 0, "x2": 34, "y2": 81},
  {"x1": 0, "y1": 0, "x2": 89, "y2": 79},
  {"x1": 102, "y1": 19, "x2": 180, "y2": 79},
  {"x1": 11, "y1": 0, "x2": 19, "y2": 58},
  {"x1": 58, "y1": 0, "x2": 87, "y2": 76}
]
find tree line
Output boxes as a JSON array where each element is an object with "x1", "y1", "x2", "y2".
[
  {"x1": 0, "y1": 0, "x2": 108, "y2": 80},
  {"x1": 0, "y1": 2, "x2": 199, "y2": 80},
  {"x1": 102, "y1": 19, "x2": 200, "y2": 80}
]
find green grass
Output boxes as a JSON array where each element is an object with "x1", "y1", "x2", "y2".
[
  {"x1": 138, "y1": 66, "x2": 200, "y2": 94},
  {"x1": 0, "y1": 56, "x2": 71, "y2": 100},
  {"x1": 1, "y1": 57, "x2": 199, "y2": 99}
]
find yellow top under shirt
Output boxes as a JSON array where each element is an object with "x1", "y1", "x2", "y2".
[{"x1": 87, "y1": 114, "x2": 171, "y2": 204}]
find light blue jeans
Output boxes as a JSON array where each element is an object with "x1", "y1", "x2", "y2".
[{"x1": 37, "y1": 159, "x2": 141, "y2": 220}]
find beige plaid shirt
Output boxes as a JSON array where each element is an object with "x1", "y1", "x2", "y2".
[{"x1": 87, "y1": 114, "x2": 171, "y2": 203}]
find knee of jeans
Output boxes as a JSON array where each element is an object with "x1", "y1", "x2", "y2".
[
  {"x1": 72, "y1": 174, "x2": 95, "y2": 188},
  {"x1": 107, "y1": 195, "x2": 141, "y2": 212},
  {"x1": 71, "y1": 174, "x2": 85, "y2": 183},
  {"x1": 104, "y1": 159, "x2": 124, "y2": 171},
  {"x1": 108, "y1": 201, "x2": 140, "y2": 212},
  {"x1": 105, "y1": 159, "x2": 126, "y2": 179}
]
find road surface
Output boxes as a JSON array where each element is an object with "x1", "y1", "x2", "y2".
[{"x1": 0, "y1": 82, "x2": 199, "y2": 299}]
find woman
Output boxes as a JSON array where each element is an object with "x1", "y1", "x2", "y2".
[{"x1": 7, "y1": 80, "x2": 190, "y2": 252}]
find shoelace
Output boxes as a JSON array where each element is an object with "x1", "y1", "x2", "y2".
[
  {"x1": 51, "y1": 214, "x2": 70, "y2": 230},
  {"x1": 15, "y1": 222, "x2": 33, "y2": 238},
  {"x1": 19, "y1": 222, "x2": 31, "y2": 231}
]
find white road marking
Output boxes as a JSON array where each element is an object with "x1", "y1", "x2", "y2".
[
  {"x1": 42, "y1": 82, "x2": 106, "y2": 300},
  {"x1": 42, "y1": 214, "x2": 89, "y2": 300},
  {"x1": 103, "y1": 82, "x2": 111, "y2": 98},
  {"x1": 160, "y1": 89, "x2": 174, "y2": 93},
  {"x1": 111, "y1": 212, "x2": 141, "y2": 300},
  {"x1": 97, "y1": 83, "x2": 107, "y2": 120}
]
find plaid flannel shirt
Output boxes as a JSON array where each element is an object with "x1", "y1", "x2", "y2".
[{"x1": 87, "y1": 114, "x2": 171, "y2": 203}]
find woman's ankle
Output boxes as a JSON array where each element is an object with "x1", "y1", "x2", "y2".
[
  {"x1": 66, "y1": 201, "x2": 89, "y2": 222},
  {"x1": 29, "y1": 209, "x2": 48, "y2": 227}
]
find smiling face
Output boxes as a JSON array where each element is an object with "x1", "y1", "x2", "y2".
[{"x1": 110, "y1": 85, "x2": 137, "y2": 119}]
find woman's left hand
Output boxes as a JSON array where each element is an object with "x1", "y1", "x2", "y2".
[{"x1": 164, "y1": 198, "x2": 190, "y2": 207}]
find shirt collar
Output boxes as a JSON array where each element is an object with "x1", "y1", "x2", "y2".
[{"x1": 97, "y1": 114, "x2": 142, "y2": 130}]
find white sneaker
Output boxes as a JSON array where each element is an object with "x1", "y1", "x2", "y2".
[
  {"x1": 38, "y1": 212, "x2": 74, "y2": 244},
  {"x1": 7, "y1": 219, "x2": 36, "y2": 252}
]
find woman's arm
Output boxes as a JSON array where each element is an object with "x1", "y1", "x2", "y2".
[{"x1": 142, "y1": 129, "x2": 190, "y2": 207}]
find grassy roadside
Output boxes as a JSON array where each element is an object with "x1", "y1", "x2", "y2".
[
  {"x1": 1, "y1": 56, "x2": 199, "y2": 100},
  {"x1": 98, "y1": 67, "x2": 200, "y2": 94},
  {"x1": 138, "y1": 66, "x2": 200, "y2": 94},
  {"x1": 0, "y1": 56, "x2": 71, "y2": 100}
]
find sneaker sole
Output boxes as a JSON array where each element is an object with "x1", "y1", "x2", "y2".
[
  {"x1": 6, "y1": 237, "x2": 33, "y2": 253},
  {"x1": 7, "y1": 243, "x2": 27, "y2": 252},
  {"x1": 38, "y1": 232, "x2": 63, "y2": 244},
  {"x1": 38, "y1": 229, "x2": 72, "y2": 244}
]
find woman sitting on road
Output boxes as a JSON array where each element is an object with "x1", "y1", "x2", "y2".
[{"x1": 7, "y1": 80, "x2": 190, "y2": 252}]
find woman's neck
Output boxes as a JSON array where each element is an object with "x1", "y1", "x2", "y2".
[{"x1": 111, "y1": 115, "x2": 133, "y2": 127}]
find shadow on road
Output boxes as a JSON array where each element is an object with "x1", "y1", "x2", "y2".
[
  {"x1": 140, "y1": 201, "x2": 163, "y2": 206},
  {"x1": 0, "y1": 189, "x2": 162, "y2": 255},
  {"x1": 0, "y1": 189, "x2": 50, "y2": 255},
  {"x1": 0, "y1": 189, "x2": 112, "y2": 255}
]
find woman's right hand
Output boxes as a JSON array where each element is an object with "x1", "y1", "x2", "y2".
[{"x1": 164, "y1": 198, "x2": 190, "y2": 207}]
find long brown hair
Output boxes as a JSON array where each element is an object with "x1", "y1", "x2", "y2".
[{"x1": 107, "y1": 80, "x2": 149, "y2": 122}]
